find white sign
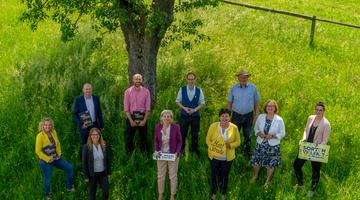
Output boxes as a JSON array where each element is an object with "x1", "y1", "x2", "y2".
[{"x1": 153, "y1": 152, "x2": 176, "y2": 161}]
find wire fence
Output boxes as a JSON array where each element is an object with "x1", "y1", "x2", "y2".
[{"x1": 220, "y1": 0, "x2": 360, "y2": 44}]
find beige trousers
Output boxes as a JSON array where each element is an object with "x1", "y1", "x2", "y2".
[{"x1": 157, "y1": 157, "x2": 179, "y2": 196}]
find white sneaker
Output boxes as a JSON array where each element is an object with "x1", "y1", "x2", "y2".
[
  {"x1": 307, "y1": 191, "x2": 315, "y2": 198},
  {"x1": 221, "y1": 194, "x2": 226, "y2": 200}
]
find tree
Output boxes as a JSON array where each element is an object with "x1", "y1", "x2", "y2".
[{"x1": 21, "y1": 0, "x2": 218, "y2": 104}]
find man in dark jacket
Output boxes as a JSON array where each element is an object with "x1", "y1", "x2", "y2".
[{"x1": 73, "y1": 83, "x2": 104, "y2": 145}]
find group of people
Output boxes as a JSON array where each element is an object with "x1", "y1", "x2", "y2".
[{"x1": 35, "y1": 70, "x2": 331, "y2": 200}]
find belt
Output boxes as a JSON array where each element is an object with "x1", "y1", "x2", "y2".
[{"x1": 232, "y1": 111, "x2": 253, "y2": 116}]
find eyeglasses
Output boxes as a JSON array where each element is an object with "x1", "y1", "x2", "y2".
[
  {"x1": 315, "y1": 109, "x2": 323, "y2": 111},
  {"x1": 187, "y1": 78, "x2": 195, "y2": 81}
]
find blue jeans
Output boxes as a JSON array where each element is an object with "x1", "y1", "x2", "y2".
[{"x1": 39, "y1": 158, "x2": 74, "y2": 196}]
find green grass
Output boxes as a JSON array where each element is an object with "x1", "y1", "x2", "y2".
[{"x1": 1, "y1": 0, "x2": 360, "y2": 199}]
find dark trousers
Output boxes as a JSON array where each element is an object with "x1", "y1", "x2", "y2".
[
  {"x1": 293, "y1": 156, "x2": 322, "y2": 191},
  {"x1": 231, "y1": 112, "x2": 253, "y2": 155},
  {"x1": 89, "y1": 171, "x2": 109, "y2": 200},
  {"x1": 209, "y1": 159, "x2": 233, "y2": 195},
  {"x1": 125, "y1": 119, "x2": 148, "y2": 154},
  {"x1": 180, "y1": 115, "x2": 200, "y2": 154}
]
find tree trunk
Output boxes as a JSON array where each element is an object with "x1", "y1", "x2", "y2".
[
  {"x1": 120, "y1": 0, "x2": 175, "y2": 106},
  {"x1": 120, "y1": 25, "x2": 160, "y2": 106}
]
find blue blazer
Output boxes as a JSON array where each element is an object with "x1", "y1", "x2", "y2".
[{"x1": 73, "y1": 95, "x2": 104, "y2": 131}]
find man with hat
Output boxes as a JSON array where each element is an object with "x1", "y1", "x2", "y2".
[{"x1": 227, "y1": 69, "x2": 260, "y2": 160}]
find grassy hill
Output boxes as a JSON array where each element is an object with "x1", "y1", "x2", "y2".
[{"x1": 1, "y1": 0, "x2": 360, "y2": 199}]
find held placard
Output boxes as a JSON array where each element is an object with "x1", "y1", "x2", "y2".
[
  {"x1": 298, "y1": 142, "x2": 330, "y2": 163},
  {"x1": 208, "y1": 137, "x2": 226, "y2": 157},
  {"x1": 153, "y1": 152, "x2": 177, "y2": 161}
]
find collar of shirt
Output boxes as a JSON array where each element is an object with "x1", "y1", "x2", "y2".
[
  {"x1": 92, "y1": 144, "x2": 103, "y2": 157},
  {"x1": 132, "y1": 85, "x2": 143, "y2": 91},
  {"x1": 217, "y1": 123, "x2": 230, "y2": 137},
  {"x1": 84, "y1": 95, "x2": 93, "y2": 100},
  {"x1": 187, "y1": 85, "x2": 196, "y2": 91},
  {"x1": 237, "y1": 83, "x2": 248, "y2": 88},
  {"x1": 161, "y1": 125, "x2": 171, "y2": 135}
]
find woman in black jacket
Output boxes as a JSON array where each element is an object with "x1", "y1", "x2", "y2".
[{"x1": 82, "y1": 128, "x2": 111, "y2": 200}]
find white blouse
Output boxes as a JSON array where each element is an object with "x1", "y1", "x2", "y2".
[
  {"x1": 161, "y1": 126, "x2": 171, "y2": 153},
  {"x1": 214, "y1": 124, "x2": 229, "y2": 161},
  {"x1": 92, "y1": 144, "x2": 105, "y2": 172}
]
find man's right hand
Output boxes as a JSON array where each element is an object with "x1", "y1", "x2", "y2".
[
  {"x1": 184, "y1": 107, "x2": 192, "y2": 115},
  {"x1": 130, "y1": 120, "x2": 137, "y2": 127}
]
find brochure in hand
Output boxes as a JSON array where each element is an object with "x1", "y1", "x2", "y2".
[{"x1": 80, "y1": 110, "x2": 93, "y2": 128}]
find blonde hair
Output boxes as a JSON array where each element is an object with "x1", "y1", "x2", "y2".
[
  {"x1": 160, "y1": 110, "x2": 174, "y2": 124},
  {"x1": 87, "y1": 128, "x2": 106, "y2": 151},
  {"x1": 38, "y1": 117, "x2": 55, "y2": 132},
  {"x1": 263, "y1": 100, "x2": 279, "y2": 114}
]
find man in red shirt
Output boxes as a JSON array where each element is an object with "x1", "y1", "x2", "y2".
[{"x1": 124, "y1": 74, "x2": 151, "y2": 154}]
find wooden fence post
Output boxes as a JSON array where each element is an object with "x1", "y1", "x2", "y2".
[{"x1": 310, "y1": 16, "x2": 316, "y2": 45}]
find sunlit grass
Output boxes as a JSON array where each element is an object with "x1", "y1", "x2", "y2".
[{"x1": 1, "y1": 0, "x2": 360, "y2": 199}]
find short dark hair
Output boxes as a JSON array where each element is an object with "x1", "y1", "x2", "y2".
[
  {"x1": 218, "y1": 108, "x2": 232, "y2": 117},
  {"x1": 315, "y1": 102, "x2": 325, "y2": 111},
  {"x1": 186, "y1": 72, "x2": 196, "y2": 79}
]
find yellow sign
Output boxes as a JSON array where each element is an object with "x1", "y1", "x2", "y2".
[
  {"x1": 298, "y1": 142, "x2": 330, "y2": 163},
  {"x1": 209, "y1": 137, "x2": 226, "y2": 157}
]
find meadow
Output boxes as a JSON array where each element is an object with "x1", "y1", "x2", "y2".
[{"x1": 0, "y1": 0, "x2": 360, "y2": 199}]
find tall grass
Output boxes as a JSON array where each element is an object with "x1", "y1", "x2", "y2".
[{"x1": 1, "y1": 0, "x2": 360, "y2": 199}]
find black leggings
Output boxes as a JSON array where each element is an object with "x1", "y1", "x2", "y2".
[{"x1": 293, "y1": 156, "x2": 322, "y2": 191}]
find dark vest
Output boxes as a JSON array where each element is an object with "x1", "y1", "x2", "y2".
[{"x1": 180, "y1": 86, "x2": 200, "y2": 117}]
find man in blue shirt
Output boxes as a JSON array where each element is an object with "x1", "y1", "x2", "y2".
[
  {"x1": 227, "y1": 70, "x2": 260, "y2": 160},
  {"x1": 176, "y1": 72, "x2": 205, "y2": 156}
]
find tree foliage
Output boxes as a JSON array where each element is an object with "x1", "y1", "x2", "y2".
[
  {"x1": 21, "y1": 0, "x2": 218, "y2": 48},
  {"x1": 21, "y1": 0, "x2": 218, "y2": 104}
]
